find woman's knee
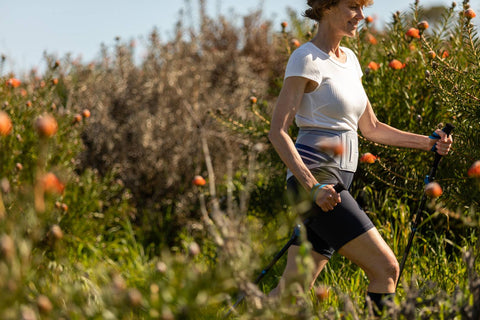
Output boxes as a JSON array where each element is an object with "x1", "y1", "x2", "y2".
[
  {"x1": 384, "y1": 257, "x2": 400, "y2": 283},
  {"x1": 368, "y1": 255, "x2": 399, "y2": 284}
]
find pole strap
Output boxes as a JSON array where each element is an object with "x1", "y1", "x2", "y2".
[{"x1": 428, "y1": 131, "x2": 441, "y2": 152}]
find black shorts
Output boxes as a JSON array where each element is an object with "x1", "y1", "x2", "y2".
[{"x1": 287, "y1": 170, "x2": 374, "y2": 259}]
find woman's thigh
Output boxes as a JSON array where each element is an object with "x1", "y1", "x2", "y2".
[{"x1": 337, "y1": 228, "x2": 399, "y2": 290}]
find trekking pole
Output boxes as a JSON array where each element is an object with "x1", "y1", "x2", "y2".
[
  {"x1": 224, "y1": 182, "x2": 346, "y2": 317},
  {"x1": 397, "y1": 123, "x2": 454, "y2": 289},
  {"x1": 224, "y1": 224, "x2": 302, "y2": 317}
]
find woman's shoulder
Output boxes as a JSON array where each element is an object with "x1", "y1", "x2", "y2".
[
  {"x1": 291, "y1": 42, "x2": 315, "y2": 56},
  {"x1": 285, "y1": 42, "x2": 323, "y2": 82},
  {"x1": 289, "y1": 42, "x2": 328, "y2": 62}
]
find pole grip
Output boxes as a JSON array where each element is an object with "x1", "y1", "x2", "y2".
[
  {"x1": 430, "y1": 123, "x2": 455, "y2": 154},
  {"x1": 333, "y1": 182, "x2": 346, "y2": 193},
  {"x1": 434, "y1": 123, "x2": 455, "y2": 158},
  {"x1": 442, "y1": 123, "x2": 454, "y2": 136}
]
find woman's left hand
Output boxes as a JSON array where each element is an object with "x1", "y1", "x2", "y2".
[{"x1": 429, "y1": 129, "x2": 453, "y2": 155}]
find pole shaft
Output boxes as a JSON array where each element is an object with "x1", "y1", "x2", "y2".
[
  {"x1": 397, "y1": 194, "x2": 427, "y2": 288},
  {"x1": 225, "y1": 225, "x2": 301, "y2": 317},
  {"x1": 397, "y1": 123, "x2": 454, "y2": 289}
]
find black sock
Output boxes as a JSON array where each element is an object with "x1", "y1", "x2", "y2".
[{"x1": 366, "y1": 292, "x2": 395, "y2": 316}]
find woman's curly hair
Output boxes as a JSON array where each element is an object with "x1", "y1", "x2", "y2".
[{"x1": 304, "y1": 0, "x2": 374, "y2": 22}]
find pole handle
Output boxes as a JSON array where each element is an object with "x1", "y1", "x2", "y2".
[
  {"x1": 430, "y1": 123, "x2": 455, "y2": 153},
  {"x1": 442, "y1": 123, "x2": 455, "y2": 136},
  {"x1": 432, "y1": 123, "x2": 455, "y2": 165},
  {"x1": 333, "y1": 182, "x2": 346, "y2": 193}
]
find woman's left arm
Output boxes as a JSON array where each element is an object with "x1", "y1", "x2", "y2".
[{"x1": 358, "y1": 100, "x2": 453, "y2": 155}]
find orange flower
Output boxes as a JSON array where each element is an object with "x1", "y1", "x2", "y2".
[
  {"x1": 82, "y1": 109, "x2": 91, "y2": 118},
  {"x1": 315, "y1": 286, "x2": 329, "y2": 301},
  {"x1": 425, "y1": 182, "x2": 442, "y2": 198},
  {"x1": 417, "y1": 20, "x2": 429, "y2": 30},
  {"x1": 406, "y1": 28, "x2": 420, "y2": 39},
  {"x1": 360, "y1": 152, "x2": 377, "y2": 164},
  {"x1": 51, "y1": 78, "x2": 59, "y2": 85},
  {"x1": 193, "y1": 175, "x2": 206, "y2": 186},
  {"x1": 368, "y1": 61, "x2": 380, "y2": 71},
  {"x1": 73, "y1": 114, "x2": 82, "y2": 123},
  {"x1": 441, "y1": 50, "x2": 449, "y2": 59},
  {"x1": 6, "y1": 78, "x2": 21, "y2": 88},
  {"x1": 42, "y1": 172, "x2": 65, "y2": 195},
  {"x1": 291, "y1": 39, "x2": 301, "y2": 48},
  {"x1": 388, "y1": 59, "x2": 406, "y2": 70},
  {"x1": 468, "y1": 160, "x2": 480, "y2": 178},
  {"x1": 0, "y1": 111, "x2": 13, "y2": 136},
  {"x1": 35, "y1": 114, "x2": 58, "y2": 138},
  {"x1": 249, "y1": 96, "x2": 257, "y2": 104},
  {"x1": 464, "y1": 8, "x2": 476, "y2": 19},
  {"x1": 365, "y1": 16, "x2": 374, "y2": 23},
  {"x1": 366, "y1": 33, "x2": 377, "y2": 45},
  {"x1": 281, "y1": 21, "x2": 288, "y2": 31},
  {"x1": 332, "y1": 144, "x2": 344, "y2": 156},
  {"x1": 427, "y1": 51, "x2": 436, "y2": 59},
  {"x1": 318, "y1": 141, "x2": 344, "y2": 156}
]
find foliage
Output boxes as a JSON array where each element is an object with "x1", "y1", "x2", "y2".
[{"x1": 64, "y1": 9, "x2": 290, "y2": 246}]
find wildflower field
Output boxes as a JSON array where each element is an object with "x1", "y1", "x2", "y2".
[{"x1": 0, "y1": 0, "x2": 479, "y2": 319}]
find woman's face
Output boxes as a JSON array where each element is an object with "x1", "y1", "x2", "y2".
[{"x1": 325, "y1": 0, "x2": 365, "y2": 37}]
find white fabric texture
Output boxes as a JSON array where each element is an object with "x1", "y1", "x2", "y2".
[{"x1": 284, "y1": 42, "x2": 367, "y2": 132}]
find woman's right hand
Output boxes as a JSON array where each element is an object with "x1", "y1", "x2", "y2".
[{"x1": 314, "y1": 185, "x2": 342, "y2": 212}]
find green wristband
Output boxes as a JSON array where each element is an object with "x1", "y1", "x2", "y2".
[
  {"x1": 311, "y1": 183, "x2": 328, "y2": 201},
  {"x1": 310, "y1": 183, "x2": 321, "y2": 197}
]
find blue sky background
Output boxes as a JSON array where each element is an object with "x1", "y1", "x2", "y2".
[{"x1": 1, "y1": 0, "x2": 478, "y2": 75}]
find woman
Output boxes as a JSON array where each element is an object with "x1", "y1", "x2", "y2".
[{"x1": 267, "y1": 0, "x2": 453, "y2": 313}]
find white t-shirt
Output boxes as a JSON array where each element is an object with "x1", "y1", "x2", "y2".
[{"x1": 284, "y1": 42, "x2": 367, "y2": 132}]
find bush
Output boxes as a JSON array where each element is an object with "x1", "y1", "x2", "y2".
[{"x1": 65, "y1": 9, "x2": 292, "y2": 246}]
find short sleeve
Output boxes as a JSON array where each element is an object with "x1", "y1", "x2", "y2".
[{"x1": 284, "y1": 46, "x2": 322, "y2": 85}]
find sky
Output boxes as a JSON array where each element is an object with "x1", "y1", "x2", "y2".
[{"x1": 1, "y1": 0, "x2": 478, "y2": 75}]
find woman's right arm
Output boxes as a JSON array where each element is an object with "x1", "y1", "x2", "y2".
[{"x1": 268, "y1": 77, "x2": 340, "y2": 211}]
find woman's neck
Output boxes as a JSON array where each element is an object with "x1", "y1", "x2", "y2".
[{"x1": 310, "y1": 23, "x2": 344, "y2": 58}]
